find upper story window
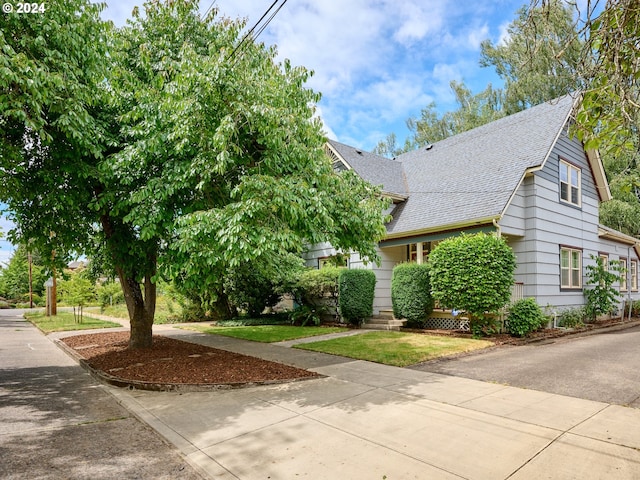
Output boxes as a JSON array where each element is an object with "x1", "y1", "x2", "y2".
[{"x1": 559, "y1": 159, "x2": 581, "y2": 207}]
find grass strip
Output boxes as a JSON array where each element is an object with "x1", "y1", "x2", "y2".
[
  {"x1": 294, "y1": 331, "x2": 493, "y2": 366},
  {"x1": 24, "y1": 311, "x2": 122, "y2": 333},
  {"x1": 180, "y1": 324, "x2": 346, "y2": 343}
]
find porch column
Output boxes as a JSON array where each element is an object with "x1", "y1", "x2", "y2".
[{"x1": 416, "y1": 242, "x2": 423, "y2": 264}]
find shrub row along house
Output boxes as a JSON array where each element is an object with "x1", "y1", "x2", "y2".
[{"x1": 304, "y1": 95, "x2": 640, "y2": 328}]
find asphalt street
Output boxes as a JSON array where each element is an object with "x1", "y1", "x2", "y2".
[
  {"x1": 0, "y1": 309, "x2": 204, "y2": 480},
  {"x1": 412, "y1": 324, "x2": 640, "y2": 408}
]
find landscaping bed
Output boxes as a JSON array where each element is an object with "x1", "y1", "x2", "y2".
[{"x1": 60, "y1": 331, "x2": 321, "y2": 390}]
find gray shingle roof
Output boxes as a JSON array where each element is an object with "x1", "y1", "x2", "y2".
[
  {"x1": 388, "y1": 95, "x2": 576, "y2": 234},
  {"x1": 327, "y1": 140, "x2": 407, "y2": 197},
  {"x1": 330, "y1": 95, "x2": 577, "y2": 237}
]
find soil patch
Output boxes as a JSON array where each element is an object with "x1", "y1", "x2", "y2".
[{"x1": 61, "y1": 331, "x2": 321, "y2": 389}]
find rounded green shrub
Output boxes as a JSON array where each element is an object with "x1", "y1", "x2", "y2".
[
  {"x1": 429, "y1": 232, "x2": 516, "y2": 323},
  {"x1": 391, "y1": 263, "x2": 434, "y2": 327},
  {"x1": 507, "y1": 298, "x2": 546, "y2": 337},
  {"x1": 338, "y1": 269, "x2": 376, "y2": 326}
]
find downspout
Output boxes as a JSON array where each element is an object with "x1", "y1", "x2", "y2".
[
  {"x1": 628, "y1": 246, "x2": 633, "y2": 321},
  {"x1": 493, "y1": 218, "x2": 502, "y2": 238}
]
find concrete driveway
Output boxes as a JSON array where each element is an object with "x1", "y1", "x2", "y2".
[{"x1": 411, "y1": 325, "x2": 640, "y2": 408}]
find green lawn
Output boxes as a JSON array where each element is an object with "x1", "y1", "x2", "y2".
[
  {"x1": 84, "y1": 295, "x2": 182, "y2": 324},
  {"x1": 294, "y1": 331, "x2": 494, "y2": 367},
  {"x1": 24, "y1": 311, "x2": 122, "y2": 333},
  {"x1": 180, "y1": 324, "x2": 346, "y2": 343}
]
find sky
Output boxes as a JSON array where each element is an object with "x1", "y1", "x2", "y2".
[
  {"x1": 100, "y1": 0, "x2": 530, "y2": 149},
  {"x1": 0, "y1": 0, "x2": 531, "y2": 265}
]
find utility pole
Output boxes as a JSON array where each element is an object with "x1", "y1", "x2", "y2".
[{"x1": 28, "y1": 250, "x2": 33, "y2": 309}]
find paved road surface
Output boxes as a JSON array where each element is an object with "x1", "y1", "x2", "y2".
[
  {"x1": 412, "y1": 325, "x2": 640, "y2": 408},
  {"x1": 0, "y1": 309, "x2": 204, "y2": 479}
]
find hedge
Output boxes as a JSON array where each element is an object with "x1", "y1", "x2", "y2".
[
  {"x1": 391, "y1": 263, "x2": 434, "y2": 327},
  {"x1": 338, "y1": 269, "x2": 376, "y2": 326}
]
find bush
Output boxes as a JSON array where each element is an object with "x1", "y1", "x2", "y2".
[
  {"x1": 224, "y1": 254, "x2": 304, "y2": 317},
  {"x1": 507, "y1": 298, "x2": 546, "y2": 337},
  {"x1": 558, "y1": 307, "x2": 586, "y2": 328},
  {"x1": 338, "y1": 269, "x2": 376, "y2": 326},
  {"x1": 97, "y1": 281, "x2": 124, "y2": 308},
  {"x1": 296, "y1": 267, "x2": 340, "y2": 305},
  {"x1": 429, "y1": 233, "x2": 516, "y2": 333},
  {"x1": 391, "y1": 263, "x2": 434, "y2": 328},
  {"x1": 294, "y1": 267, "x2": 341, "y2": 322}
]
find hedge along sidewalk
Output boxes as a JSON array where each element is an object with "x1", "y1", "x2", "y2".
[{"x1": 294, "y1": 331, "x2": 494, "y2": 367}]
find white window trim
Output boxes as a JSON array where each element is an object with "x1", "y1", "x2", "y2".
[
  {"x1": 559, "y1": 159, "x2": 582, "y2": 207},
  {"x1": 560, "y1": 247, "x2": 582, "y2": 289},
  {"x1": 620, "y1": 258, "x2": 628, "y2": 291}
]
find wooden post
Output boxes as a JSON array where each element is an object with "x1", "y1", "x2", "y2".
[
  {"x1": 51, "y1": 267, "x2": 57, "y2": 316},
  {"x1": 28, "y1": 251, "x2": 33, "y2": 309}
]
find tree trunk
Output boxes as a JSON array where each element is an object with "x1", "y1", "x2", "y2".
[
  {"x1": 100, "y1": 212, "x2": 158, "y2": 349},
  {"x1": 118, "y1": 268, "x2": 156, "y2": 349}
]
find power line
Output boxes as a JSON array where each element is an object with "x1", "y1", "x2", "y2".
[
  {"x1": 201, "y1": 0, "x2": 217, "y2": 19},
  {"x1": 227, "y1": 0, "x2": 289, "y2": 62}
]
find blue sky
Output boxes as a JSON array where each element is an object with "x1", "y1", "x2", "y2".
[
  {"x1": 101, "y1": 0, "x2": 530, "y2": 149},
  {"x1": 1, "y1": 0, "x2": 531, "y2": 264}
]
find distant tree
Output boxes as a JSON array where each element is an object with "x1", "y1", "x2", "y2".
[
  {"x1": 408, "y1": 82, "x2": 505, "y2": 146},
  {"x1": 480, "y1": 0, "x2": 583, "y2": 114},
  {"x1": 372, "y1": 133, "x2": 414, "y2": 158},
  {"x1": 58, "y1": 271, "x2": 96, "y2": 323},
  {"x1": 0, "y1": 244, "x2": 47, "y2": 300}
]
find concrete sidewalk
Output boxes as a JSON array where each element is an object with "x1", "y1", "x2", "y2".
[
  {"x1": 12, "y1": 313, "x2": 640, "y2": 479},
  {"x1": 0, "y1": 310, "x2": 203, "y2": 479},
  {"x1": 107, "y1": 326, "x2": 640, "y2": 479}
]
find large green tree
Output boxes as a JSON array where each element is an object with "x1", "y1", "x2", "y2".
[
  {"x1": 0, "y1": 1, "x2": 388, "y2": 348},
  {"x1": 0, "y1": 244, "x2": 47, "y2": 301},
  {"x1": 374, "y1": 0, "x2": 582, "y2": 157},
  {"x1": 480, "y1": 0, "x2": 583, "y2": 114}
]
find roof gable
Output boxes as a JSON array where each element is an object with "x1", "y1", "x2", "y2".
[
  {"x1": 326, "y1": 140, "x2": 407, "y2": 198},
  {"x1": 328, "y1": 95, "x2": 610, "y2": 238},
  {"x1": 384, "y1": 95, "x2": 578, "y2": 235}
]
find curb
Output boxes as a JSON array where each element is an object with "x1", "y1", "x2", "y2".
[{"x1": 521, "y1": 318, "x2": 640, "y2": 345}]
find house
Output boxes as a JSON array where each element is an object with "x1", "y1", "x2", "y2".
[{"x1": 304, "y1": 95, "x2": 640, "y2": 326}]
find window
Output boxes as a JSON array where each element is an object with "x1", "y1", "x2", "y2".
[
  {"x1": 559, "y1": 160, "x2": 581, "y2": 206},
  {"x1": 620, "y1": 258, "x2": 628, "y2": 291},
  {"x1": 408, "y1": 242, "x2": 431, "y2": 264},
  {"x1": 632, "y1": 260, "x2": 638, "y2": 291},
  {"x1": 560, "y1": 247, "x2": 582, "y2": 289}
]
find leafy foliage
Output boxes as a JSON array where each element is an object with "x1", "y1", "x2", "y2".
[
  {"x1": 97, "y1": 281, "x2": 125, "y2": 309},
  {"x1": 429, "y1": 233, "x2": 516, "y2": 325},
  {"x1": 506, "y1": 298, "x2": 547, "y2": 337},
  {"x1": 584, "y1": 255, "x2": 622, "y2": 320},
  {"x1": 0, "y1": 244, "x2": 47, "y2": 300},
  {"x1": 558, "y1": 307, "x2": 586, "y2": 328},
  {"x1": 391, "y1": 263, "x2": 434, "y2": 327},
  {"x1": 58, "y1": 272, "x2": 97, "y2": 323},
  {"x1": 224, "y1": 254, "x2": 304, "y2": 317},
  {"x1": 0, "y1": 0, "x2": 388, "y2": 348},
  {"x1": 480, "y1": 0, "x2": 583, "y2": 114},
  {"x1": 338, "y1": 269, "x2": 376, "y2": 326}
]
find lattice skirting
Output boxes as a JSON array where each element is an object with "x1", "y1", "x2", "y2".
[{"x1": 425, "y1": 317, "x2": 470, "y2": 331}]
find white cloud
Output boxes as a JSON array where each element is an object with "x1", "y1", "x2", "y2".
[{"x1": 99, "y1": 0, "x2": 525, "y2": 151}]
